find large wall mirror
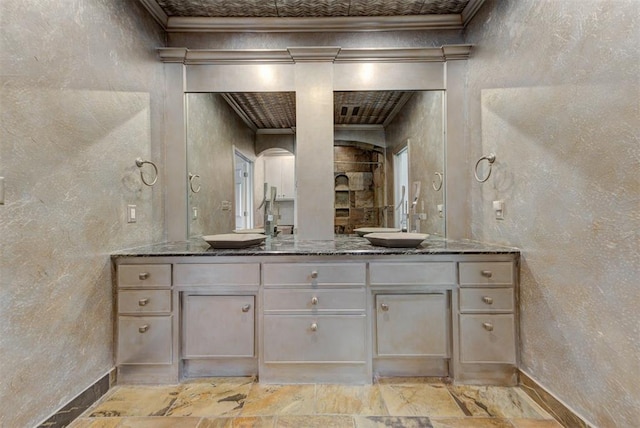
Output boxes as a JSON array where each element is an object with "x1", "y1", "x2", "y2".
[
  {"x1": 186, "y1": 89, "x2": 445, "y2": 238},
  {"x1": 333, "y1": 90, "x2": 445, "y2": 236},
  {"x1": 186, "y1": 92, "x2": 296, "y2": 238}
]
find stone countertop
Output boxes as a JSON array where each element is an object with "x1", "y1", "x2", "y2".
[{"x1": 112, "y1": 235, "x2": 519, "y2": 257}]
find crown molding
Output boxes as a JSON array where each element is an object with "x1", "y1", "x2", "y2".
[
  {"x1": 157, "y1": 45, "x2": 472, "y2": 64},
  {"x1": 461, "y1": 0, "x2": 486, "y2": 26},
  {"x1": 164, "y1": 14, "x2": 464, "y2": 33},
  {"x1": 138, "y1": 0, "x2": 168, "y2": 28},
  {"x1": 287, "y1": 47, "x2": 341, "y2": 62}
]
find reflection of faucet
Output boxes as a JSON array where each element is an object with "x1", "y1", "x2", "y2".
[
  {"x1": 410, "y1": 181, "x2": 421, "y2": 233},
  {"x1": 258, "y1": 183, "x2": 278, "y2": 237},
  {"x1": 396, "y1": 185, "x2": 407, "y2": 232}
]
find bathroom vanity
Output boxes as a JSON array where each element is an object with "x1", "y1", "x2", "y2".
[{"x1": 112, "y1": 236, "x2": 519, "y2": 386}]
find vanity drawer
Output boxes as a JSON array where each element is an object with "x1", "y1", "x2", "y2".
[
  {"x1": 263, "y1": 263, "x2": 366, "y2": 286},
  {"x1": 117, "y1": 316, "x2": 173, "y2": 365},
  {"x1": 118, "y1": 264, "x2": 171, "y2": 288},
  {"x1": 263, "y1": 314, "x2": 366, "y2": 363},
  {"x1": 459, "y1": 314, "x2": 516, "y2": 364},
  {"x1": 263, "y1": 288, "x2": 366, "y2": 312},
  {"x1": 369, "y1": 262, "x2": 456, "y2": 285},
  {"x1": 459, "y1": 288, "x2": 514, "y2": 313},
  {"x1": 459, "y1": 262, "x2": 513, "y2": 286},
  {"x1": 118, "y1": 290, "x2": 172, "y2": 314},
  {"x1": 174, "y1": 263, "x2": 260, "y2": 286}
]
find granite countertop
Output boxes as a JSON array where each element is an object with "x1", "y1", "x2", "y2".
[{"x1": 112, "y1": 235, "x2": 519, "y2": 257}]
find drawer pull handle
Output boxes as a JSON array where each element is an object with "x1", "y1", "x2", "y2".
[
  {"x1": 138, "y1": 325, "x2": 149, "y2": 333},
  {"x1": 481, "y1": 270, "x2": 493, "y2": 278},
  {"x1": 380, "y1": 303, "x2": 389, "y2": 311},
  {"x1": 242, "y1": 304, "x2": 251, "y2": 312},
  {"x1": 138, "y1": 298, "x2": 149, "y2": 306},
  {"x1": 311, "y1": 297, "x2": 319, "y2": 305},
  {"x1": 310, "y1": 323, "x2": 318, "y2": 331},
  {"x1": 482, "y1": 322, "x2": 494, "y2": 332},
  {"x1": 138, "y1": 272, "x2": 149, "y2": 280},
  {"x1": 482, "y1": 296, "x2": 494, "y2": 305},
  {"x1": 310, "y1": 270, "x2": 319, "y2": 279}
]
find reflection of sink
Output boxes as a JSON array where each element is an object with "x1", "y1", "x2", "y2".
[
  {"x1": 354, "y1": 227, "x2": 401, "y2": 237},
  {"x1": 364, "y1": 232, "x2": 429, "y2": 248},
  {"x1": 233, "y1": 228, "x2": 265, "y2": 234}
]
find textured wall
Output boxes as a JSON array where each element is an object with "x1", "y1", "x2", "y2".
[
  {"x1": 386, "y1": 91, "x2": 446, "y2": 236},
  {"x1": 0, "y1": 0, "x2": 165, "y2": 427},
  {"x1": 186, "y1": 93, "x2": 256, "y2": 237},
  {"x1": 464, "y1": 1, "x2": 640, "y2": 426}
]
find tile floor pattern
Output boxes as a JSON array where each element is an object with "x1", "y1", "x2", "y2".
[{"x1": 69, "y1": 377, "x2": 563, "y2": 428}]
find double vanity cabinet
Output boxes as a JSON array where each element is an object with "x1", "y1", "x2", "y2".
[{"x1": 113, "y1": 237, "x2": 519, "y2": 386}]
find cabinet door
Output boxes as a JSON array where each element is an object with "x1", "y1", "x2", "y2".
[
  {"x1": 183, "y1": 295, "x2": 255, "y2": 358},
  {"x1": 376, "y1": 294, "x2": 448, "y2": 357},
  {"x1": 280, "y1": 155, "x2": 295, "y2": 199}
]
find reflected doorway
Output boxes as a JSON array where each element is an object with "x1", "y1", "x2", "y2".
[
  {"x1": 234, "y1": 150, "x2": 254, "y2": 230},
  {"x1": 394, "y1": 146, "x2": 409, "y2": 230}
]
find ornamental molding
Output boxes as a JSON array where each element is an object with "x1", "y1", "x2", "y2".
[{"x1": 157, "y1": 45, "x2": 472, "y2": 64}]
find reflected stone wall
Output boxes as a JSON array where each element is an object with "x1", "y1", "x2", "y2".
[
  {"x1": 0, "y1": 0, "x2": 165, "y2": 426},
  {"x1": 465, "y1": 1, "x2": 640, "y2": 426}
]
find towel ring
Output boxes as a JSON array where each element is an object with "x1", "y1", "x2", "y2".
[
  {"x1": 432, "y1": 172, "x2": 443, "y2": 191},
  {"x1": 474, "y1": 153, "x2": 496, "y2": 183},
  {"x1": 135, "y1": 158, "x2": 158, "y2": 186},
  {"x1": 189, "y1": 173, "x2": 201, "y2": 193}
]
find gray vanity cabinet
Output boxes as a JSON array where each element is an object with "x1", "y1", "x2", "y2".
[
  {"x1": 457, "y1": 261, "x2": 518, "y2": 384},
  {"x1": 174, "y1": 262, "x2": 260, "y2": 378},
  {"x1": 116, "y1": 263, "x2": 175, "y2": 383},
  {"x1": 260, "y1": 262, "x2": 369, "y2": 383}
]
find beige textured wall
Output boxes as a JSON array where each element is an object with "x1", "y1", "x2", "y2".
[
  {"x1": 186, "y1": 93, "x2": 256, "y2": 237},
  {"x1": 386, "y1": 92, "x2": 446, "y2": 236},
  {"x1": 0, "y1": 0, "x2": 166, "y2": 427},
  {"x1": 464, "y1": 1, "x2": 640, "y2": 426}
]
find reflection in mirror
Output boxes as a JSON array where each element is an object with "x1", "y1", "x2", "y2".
[
  {"x1": 333, "y1": 91, "x2": 445, "y2": 236},
  {"x1": 186, "y1": 92, "x2": 296, "y2": 238}
]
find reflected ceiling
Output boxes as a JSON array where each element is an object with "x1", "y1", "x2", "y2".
[{"x1": 222, "y1": 91, "x2": 413, "y2": 130}]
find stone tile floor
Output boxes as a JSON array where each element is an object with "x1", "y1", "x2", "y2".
[{"x1": 69, "y1": 377, "x2": 563, "y2": 428}]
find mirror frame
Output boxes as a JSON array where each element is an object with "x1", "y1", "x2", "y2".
[{"x1": 158, "y1": 45, "x2": 471, "y2": 241}]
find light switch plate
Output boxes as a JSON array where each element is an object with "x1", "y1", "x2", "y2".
[
  {"x1": 493, "y1": 200, "x2": 504, "y2": 220},
  {"x1": 0, "y1": 176, "x2": 4, "y2": 205},
  {"x1": 192, "y1": 206, "x2": 198, "y2": 220},
  {"x1": 127, "y1": 205, "x2": 137, "y2": 223}
]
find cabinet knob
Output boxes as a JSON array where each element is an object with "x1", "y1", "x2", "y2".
[
  {"x1": 482, "y1": 296, "x2": 494, "y2": 305},
  {"x1": 138, "y1": 272, "x2": 149, "y2": 280},
  {"x1": 138, "y1": 324, "x2": 149, "y2": 333},
  {"x1": 138, "y1": 298, "x2": 149, "y2": 306},
  {"x1": 310, "y1": 323, "x2": 318, "y2": 331},
  {"x1": 380, "y1": 303, "x2": 389, "y2": 311},
  {"x1": 242, "y1": 304, "x2": 251, "y2": 312},
  {"x1": 311, "y1": 296, "x2": 319, "y2": 305},
  {"x1": 310, "y1": 270, "x2": 319, "y2": 279},
  {"x1": 482, "y1": 322, "x2": 494, "y2": 332},
  {"x1": 481, "y1": 270, "x2": 493, "y2": 278}
]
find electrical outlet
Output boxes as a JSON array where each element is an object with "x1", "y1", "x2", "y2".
[
  {"x1": 437, "y1": 204, "x2": 444, "y2": 218},
  {"x1": 127, "y1": 205, "x2": 137, "y2": 223},
  {"x1": 221, "y1": 201, "x2": 232, "y2": 211}
]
